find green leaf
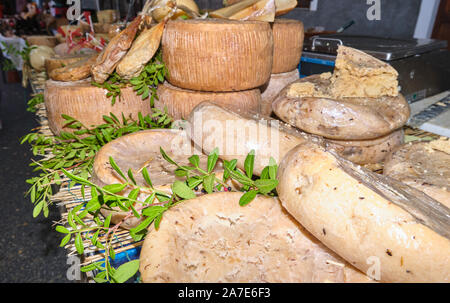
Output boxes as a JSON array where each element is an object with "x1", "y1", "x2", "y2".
[
  {"x1": 109, "y1": 157, "x2": 127, "y2": 181},
  {"x1": 207, "y1": 148, "x2": 219, "y2": 173},
  {"x1": 111, "y1": 260, "x2": 140, "y2": 283},
  {"x1": 254, "y1": 179, "x2": 278, "y2": 194},
  {"x1": 60, "y1": 234, "x2": 71, "y2": 247},
  {"x1": 56, "y1": 225, "x2": 70, "y2": 234},
  {"x1": 244, "y1": 150, "x2": 255, "y2": 178},
  {"x1": 75, "y1": 233, "x2": 84, "y2": 255},
  {"x1": 33, "y1": 201, "x2": 44, "y2": 218},
  {"x1": 127, "y1": 169, "x2": 137, "y2": 185},
  {"x1": 203, "y1": 174, "x2": 215, "y2": 194},
  {"x1": 102, "y1": 183, "x2": 127, "y2": 194},
  {"x1": 172, "y1": 181, "x2": 196, "y2": 200},
  {"x1": 239, "y1": 190, "x2": 258, "y2": 206},
  {"x1": 104, "y1": 214, "x2": 112, "y2": 228},
  {"x1": 188, "y1": 155, "x2": 200, "y2": 167},
  {"x1": 141, "y1": 167, "x2": 153, "y2": 188}
]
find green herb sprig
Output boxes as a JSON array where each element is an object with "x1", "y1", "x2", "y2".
[
  {"x1": 92, "y1": 50, "x2": 167, "y2": 106},
  {"x1": 55, "y1": 147, "x2": 278, "y2": 283},
  {"x1": 21, "y1": 110, "x2": 173, "y2": 219},
  {"x1": 26, "y1": 93, "x2": 44, "y2": 113}
]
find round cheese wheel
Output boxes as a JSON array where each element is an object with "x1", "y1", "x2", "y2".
[
  {"x1": 272, "y1": 74, "x2": 410, "y2": 140},
  {"x1": 29, "y1": 45, "x2": 56, "y2": 72},
  {"x1": 92, "y1": 129, "x2": 239, "y2": 229},
  {"x1": 162, "y1": 19, "x2": 273, "y2": 92},
  {"x1": 44, "y1": 79, "x2": 152, "y2": 136},
  {"x1": 26, "y1": 35, "x2": 58, "y2": 48},
  {"x1": 325, "y1": 128, "x2": 404, "y2": 165},
  {"x1": 384, "y1": 139, "x2": 450, "y2": 208},
  {"x1": 277, "y1": 142, "x2": 450, "y2": 282},
  {"x1": 260, "y1": 69, "x2": 299, "y2": 116},
  {"x1": 140, "y1": 192, "x2": 372, "y2": 283},
  {"x1": 45, "y1": 54, "x2": 92, "y2": 74},
  {"x1": 271, "y1": 19, "x2": 304, "y2": 74},
  {"x1": 156, "y1": 82, "x2": 261, "y2": 120}
]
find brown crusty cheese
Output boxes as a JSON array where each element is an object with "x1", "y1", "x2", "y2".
[
  {"x1": 26, "y1": 35, "x2": 58, "y2": 48},
  {"x1": 273, "y1": 74, "x2": 410, "y2": 140},
  {"x1": 140, "y1": 192, "x2": 372, "y2": 283},
  {"x1": 45, "y1": 54, "x2": 94, "y2": 75},
  {"x1": 44, "y1": 79, "x2": 151, "y2": 136},
  {"x1": 48, "y1": 54, "x2": 99, "y2": 82},
  {"x1": 162, "y1": 19, "x2": 273, "y2": 92},
  {"x1": 277, "y1": 142, "x2": 450, "y2": 282},
  {"x1": 260, "y1": 69, "x2": 299, "y2": 116},
  {"x1": 330, "y1": 45, "x2": 399, "y2": 98},
  {"x1": 156, "y1": 82, "x2": 261, "y2": 120},
  {"x1": 384, "y1": 138, "x2": 450, "y2": 208},
  {"x1": 325, "y1": 128, "x2": 405, "y2": 165},
  {"x1": 271, "y1": 19, "x2": 304, "y2": 74}
]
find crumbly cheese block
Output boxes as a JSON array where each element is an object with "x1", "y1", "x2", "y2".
[
  {"x1": 277, "y1": 142, "x2": 450, "y2": 282},
  {"x1": 330, "y1": 45, "x2": 399, "y2": 98},
  {"x1": 29, "y1": 46, "x2": 56, "y2": 72},
  {"x1": 45, "y1": 54, "x2": 93, "y2": 74},
  {"x1": 92, "y1": 130, "x2": 240, "y2": 229},
  {"x1": 384, "y1": 138, "x2": 450, "y2": 208},
  {"x1": 162, "y1": 19, "x2": 273, "y2": 92},
  {"x1": 26, "y1": 35, "x2": 58, "y2": 48},
  {"x1": 210, "y1": 0, "x2": 276, "y2": 22},
  {"x1": 271, "y1": 19, "x2": 304, "y2": 74},
  {"x1": 140, "y1": 192, "x2": 372, "y2": 283},
  {"x1": 49, "y1": 54, "x2": 99, "y2": 82},
  {"x1": 260, "y1": 69, "x2": 299, "y2": 116},
  {"x1": 326, "y1": 128, "x2": 404, "y2": 165},
  {"x1": 44, "y1": 79, "x2": 151, "y2": 136},
  {"x1": 156, "y1": 82, "x2": 261, "y2": 120},
  {"x1": 273, "y1": 74, "x2": 410, "y2": 140}
]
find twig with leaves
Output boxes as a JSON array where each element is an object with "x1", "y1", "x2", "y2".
[{"x1": 55, "y1": 147, "x2": 279, "y2": 283}]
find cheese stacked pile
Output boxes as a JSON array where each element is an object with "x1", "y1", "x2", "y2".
[{"x1": 155, "y1": 19, "x2": 274, "y2": 120}]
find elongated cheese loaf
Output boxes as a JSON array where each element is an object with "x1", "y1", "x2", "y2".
[
  {"x1": 140, "y1": 192, "x2": 372, "y2": 283},
  {"x1": 156, "y1": 82, "x2": 261, "y2": 120},
  {"x1": 277, "y1": 142, "x2": 450, "y2": 282},
  {"x1": 162, "y1": 19, "x2": 273, "y2": 92},
  {"x1": 44, "y1": 79, "x2": 151, "y2": 136},
  {"x1": 45, "y1": 54, "x2": 93, "y2": 74},
  {"x1": 188, "y1": 102, "x2": 312, "y2": 176},
  {"x1": 260, "y1": 69, "x2": 299, "y2": 116},
  {"x1": 271, "y1": 19, "x2": 304, "y2": 74},
  {"x1": 325, "y1": 128, "x2": 404, "y2": 165}
]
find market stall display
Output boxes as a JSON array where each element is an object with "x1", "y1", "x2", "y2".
[{"x1": 18, "y1": 0, "x2": 450, "y2": 285}]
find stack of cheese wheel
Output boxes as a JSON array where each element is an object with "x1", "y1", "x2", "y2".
[
  {"x1": 260, "y1": 19, "x2": 304, "y2": 116},
  {"x1": 155, "y1": 19, "x2": 274, "y2": 120},
  {"x1": 272, "y1": 46, "x2": 410, "y2": 165}
]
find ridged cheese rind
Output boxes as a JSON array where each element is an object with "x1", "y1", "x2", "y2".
[
  {"x1": 156, "y1": 82, "x2": 261, "y2": 120},
  {"x1": 271, "y1": 19, "x2": 304, "y2": 74},
  {"x1": 162, "y1": 19, "x2": 273, "y2": 92},
  {"x1": 44, "y1": 79, "x2": 151, "y2": 136}
]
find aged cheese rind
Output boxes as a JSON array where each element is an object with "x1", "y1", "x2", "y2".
[
  {"x1": 44, "y1": 79, "x2": 151, "y2": 136},
  {"x1": 156, "y1": 82, "x2": 261, "y2": 120},
  {"x1": 140, "y1": 192, "x2": 372, "y2": 283},
  {"x1": 384, "y1": 139, "x2": 450, "y2": 207},
  {"x1": 45, "y1": 54, "x2": 93, "y2": 74},
  {"x1": 49, "y1": 54, "x2": 99, "y2": 82},
  {"x1": 273, "y1": 74, "x2": 410, "y2": 140},
  {"x1": 152, "y1": 0, "x2": 200, "y2": 22},
  {"x1": 26, "y1": 35, "x2": 58, "y2": 48},
  {"x1": 260, "y1": 69, "x2": 299, "y2": 116},
  {"x1": 271, "y1": 19, "x2": 304, "y2": 74},
  {"x1": 330, "y1": 45, "x2": 399, "y2": 98},
  {"x1": 188, "y1": 102, "x2": 311, "y2": 176},
  {"x1": 277, "y1": 142, "x2": 450, "y2": 282},
  {"x1": 326, "y1": 128, "x2": 404, "y2": 165},
  {"x1": 162, "y1": 19, "x2": 273, "y2": 92}
]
